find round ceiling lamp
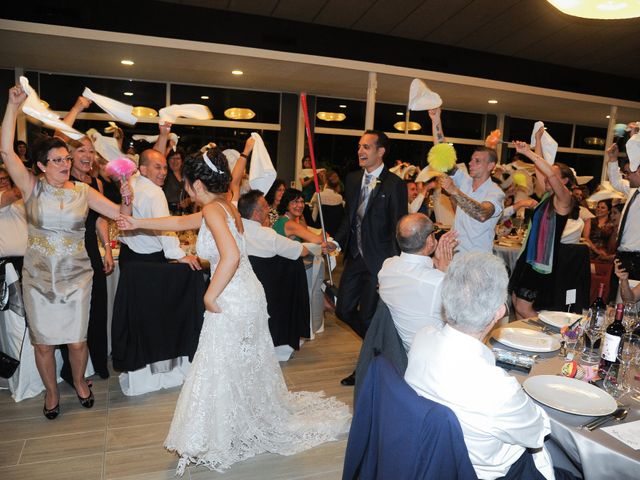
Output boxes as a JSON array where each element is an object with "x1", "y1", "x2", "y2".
[
  {"x1": 584, "y1": 137, "x2": 605, "y2": 146},
  {"x1": 394, "y1": 121, "x2": 422, "y2": 132},
  {"x1": 316, "y1": 112, "x2": 346, "y2": 122},
  {"x1": 224, "y1": 108, "x2": 255, "y2": 120},
  {"x1": 546, "y1": 1, "x2": 640, "y2": 20},
  {"x1": 132, "y1": 106, "x2": 158, "y2": 118}
]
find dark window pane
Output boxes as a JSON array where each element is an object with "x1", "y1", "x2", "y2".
[
  {"x1": 0, "y1": 69, "x2": 16, "y2": 119},
  {"x1": 315, "y1": 97, "x2": 365, "y2": 130},
  {"x1": 171, "y1": 84, "x2": 280, "y2": 124},
  {"x1": 440, "y1": 110, "x2": 484, "y2": 139},
  {"x1": 574, "y1": 125, "x2": 607, "y2": 151},
  {"x1": 555, "y1": 152, "x2": 603, "y2": 191},
  {"x1": 36, "y1": 73, "x2": 166, "y2": 113}
]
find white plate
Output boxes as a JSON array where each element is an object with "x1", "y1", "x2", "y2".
[
  {"x1": 491, "y1": 327, "x2": 561, "y2": 352},
  {"x1": 523, "y1": 375, "x2": 617, "y2": 416},
  {"x1": 538, "y1": 311, "x2": 582, "y2": 329}
]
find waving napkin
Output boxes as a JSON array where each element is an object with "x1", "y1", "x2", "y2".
[
  {"x1": 82, "y1": 87, "x2": 137, "y2": 125},
  {"x1": 19, "y1": 76, "x2": 84, "y2": 140},
  {"x1": 588, "y1": 181, "x2": 627, "y2": 202},
  {"x1": 86, "y1": 128, "x2": 127, "y2": 162},
  {"x1": 530, "y1": 121, "x2": 558, "y2": 164},
  {"x1": 223, "y1": 149, "x2": 240, "y2": 172},
  {"x1": 408, "y1": 79, "x2": 442, "y2": 111},
  {"x1": 248, "y1": 132, "x2": 276, "y2": 194},
  {"x1": 626, "y1": 133, "x2": 640, "y2": 172},
  {"x1": 158, "y1": 104, "x2": 212, "y2": 125}
]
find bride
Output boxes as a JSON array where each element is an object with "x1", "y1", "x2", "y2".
[{"x1": 118, "y1": 147, "x2": 351, "y2": 475}]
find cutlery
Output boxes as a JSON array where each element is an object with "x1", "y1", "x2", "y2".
[
  {"x1": 526, "y1": 319, "x2": 552, "y2": 334},
  {"x1": 582, "y1": 408, "x2": 629, "y2": 431}
]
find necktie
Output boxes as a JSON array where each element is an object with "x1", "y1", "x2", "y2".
[
  {"x1": 617, "y1": 188, "x2": 638, "y2": 248},
  {"x1": 355, "y1": 173, "x2": 373, "y2": 257}
]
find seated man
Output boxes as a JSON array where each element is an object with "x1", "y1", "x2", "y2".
[
  {"x1": 238, "y1": 189, "x2": 312, "y2": 360},
  {"x1": 405, "y1": 252, "x2": 555, "y2": 480},
  {"x1": 378, "y1": 213, "x2": 457, "y2": 352}
]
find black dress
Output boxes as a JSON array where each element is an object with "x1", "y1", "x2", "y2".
[{"x1": 61, "y1": 176, "x2": 110, "y2": 381}]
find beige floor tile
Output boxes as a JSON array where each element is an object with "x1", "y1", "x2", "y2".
[
  {"x1": 104, "y1": 445, "x2": 178, "y2": 479},
  {"x1": 20, "y1": 430, "x2": 106, "y2": 464},
  {"x1": 106, "y1": 422, "x2": 171, "y2": 452},
  {"x1": 0, "y1": 453, "x2": 103, "y2": 480},
  {"x1": 108, "y1": 385, "x2": 180, "y2": 409},
  {"x1": 107, "y1": 402, "x2": 176, "y2": 429},
  {"x1": 0, "y1": 440, "x2": 24, "y2": 467},
  {"x1": 0, "y1": 408, "x2": 107, "y2": 443}
]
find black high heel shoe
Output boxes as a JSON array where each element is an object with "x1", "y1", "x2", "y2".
[
  {"x1": 75, "y1": 385, "x2": 94, "y2": 409},
  {"x1": 43, "y1": 399, "x2": 60, "y2": 420}
]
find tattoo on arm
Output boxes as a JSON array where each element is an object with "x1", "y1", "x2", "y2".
[
  {"x1": 450, "y1": 192, "x2": 495, "y2": 222},
  {"x1": 435, "y1": 124, "x2": 445, "y2": 143}
]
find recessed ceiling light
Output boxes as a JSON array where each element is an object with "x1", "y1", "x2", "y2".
[
  {"x1": 488, "y1": 99, "x2": 498, "y2": 104},
  {"x1": 231, "y1": 70, "x2": 244, "y2": 75},
  {"x1": 606, "y1": 115, "x2": 611, "y2": 118},
  {"x1": 201, "y1": 95, "x2": 210, "y2": 100},
  {"x1": 123, "y1": 92, "x2": 134, "y2": 96},
  {"x1": 317, "y1": 112, "x2": 347, "y2": 122},
  {"x1": 396, "y1": 112, "x2": 404, "y2": 116},
  {"x1": 121, "y1": 59, "x2": 134, "y2": 66},
  {"x1": 339, "y1": 104, "x2": 347, "y2": 108},
  {"x1": 224, "y1": 107, "x2": 255, "y2": 120},
  {"x1": 546, "y1": 0, "x2": 640, "y2": 20}
]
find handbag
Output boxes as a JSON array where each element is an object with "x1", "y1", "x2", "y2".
[{"x1": 0, "y1": 324, "x2": 26, "y2": 379}]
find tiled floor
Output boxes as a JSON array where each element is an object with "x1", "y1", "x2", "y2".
[{"x1": 0, "y1": 313, "x2": 361, "y2": 479}]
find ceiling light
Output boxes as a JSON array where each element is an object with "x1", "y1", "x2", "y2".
[
  {"x1": 546, "y1": 1, "x2": 640, "y2": 19},
  {"x1": 231, "y1": 70, "x2": 244, "y2": 75},
  {"x1": 396, "y1": 112, "x2": 404, "y2": 116},
  {"x1": 121, "y1": 59, "x2": 134, "y2": 66},
  {"x1": 339, "y1": 104, "x2": 347, "y2": 108},
  {"x1": 224, "y1": 107, "x2": 255, "y2": 120},
  {"x1": 606, "y1": 115, "x2": 611, "y2": 118},
  {"x1": 584, "y1": 137, "x2": 605, "y2": 146},
  {"x1": 123, "y1": 92, "x2": 134, "y2": 96},
  {"x1": 316, "y1": 112, "x2": 346, "y2": 122},
  {"x1": 200, "y1": 95, "x2": 210, "y2": 100},
  {"x1": 394, "y1": 121, "x2": 422, "y2": 132},
  {"x1": 132, "y1": 106, "x2": 158, "y2": 118},
  {"x1": 488, "y1": 99, "x2": 498, "y2": 104}
]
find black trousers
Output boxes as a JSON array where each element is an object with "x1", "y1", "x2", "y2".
[{"x1": 335, "y1": 254, "x2": 379, "y2": 339}]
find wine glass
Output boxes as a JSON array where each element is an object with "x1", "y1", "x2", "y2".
[
  {"x1": 623, "y1": 303, "x2": 639, "y2": 332},
  {"x1": 619, "y1": 334, "x2": 640, "y2": 394},
  {"x1": 584, "y1": 319, "x2": 603, "y2": 357}
]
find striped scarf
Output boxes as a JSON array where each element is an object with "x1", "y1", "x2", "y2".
[{"x1": 523, "y1": 193, "x2": 557, "y2": 274}]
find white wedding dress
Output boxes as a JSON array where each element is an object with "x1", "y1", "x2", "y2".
[{"x1": 164, "y1": 205, "x2": 351, "y2": 475}]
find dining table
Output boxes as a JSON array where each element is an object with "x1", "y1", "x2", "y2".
[{"x1": 489, "y1": 319, "x2": 640, "y2": 480}]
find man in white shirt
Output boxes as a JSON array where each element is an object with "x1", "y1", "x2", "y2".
[
  {"x1": 405, "y1": 253, "x2": 555, "y2": 480},
  {"x1": 119, "y1": 149, "x2": 200, "y2": 269},
  {"x1": 378, "y1": 213, "x2": 457, "y2": 352},
  {"x1": 428, "y1": 108, "x2": 505, "y2": 253}
]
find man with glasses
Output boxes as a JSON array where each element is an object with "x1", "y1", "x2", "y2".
[
  {"x1": 607, "y1": 138, "x2": 640, "y2": 291},
  {"x1": 378, "y1": 213, "x2": 457, "y2": 352}
]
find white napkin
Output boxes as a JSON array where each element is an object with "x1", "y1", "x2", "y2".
[
  {"x1": 415, "y1": 168, "x2": 442, "y2": 184},
  {"x1": 588, "y1": 182, "x2": 627, "y2": 202},
  {"x1": 625, "y1": 133, "x2": 640, "y2": 172},
  {"x1": 86, "y1": 128, "x2": 126, "y2": 161},
  {"x1": 530, "y1": 121, "x2": 557, "y2": 164},
  {"x1": 159, "y1": 104, "x2": 212, "y2": 124},
  {"x1": 248, "y1": 132, "x2": 276, "y2": 194},
  {"x1": 132, "y1": 133, "x2": 180, "y2": 150},
  {"x1": 104, "y1": 121, "x2": 118, "y2": 134},
  {"x1": 223, "y1": 149, "x2": 240, "y2": 172},
  {"x1": 303, "y1": 242, "x2": 337, "y2": 271},
  {"x1": 576, "y1": 175, "x2": 593, "y2": 185},
  {"x1": 200, "y1": 142, "x2": 217, "y2": 153},
  {"x1": 390, "y1": 164, "x2": 417, "y2": 179},
  {"x1": 82, "y1": 87, "x2": 137, "y2": 125},
  {"x1": 602, "y1": 420, "x2": 640, "y2": 450},
  {"x1": 19, "y1": 76, "x2": 84, "y2": 140},
  {"x1": 408, "y1": 79, "x2": 442, "y2": 111}
]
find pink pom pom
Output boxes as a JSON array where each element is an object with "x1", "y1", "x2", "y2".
[{"x1": 105, "y1": 157, "x2": 137, "y2": 178}]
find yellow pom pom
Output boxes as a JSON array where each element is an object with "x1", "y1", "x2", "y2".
[
  {"x1": 427, "y1": 143, "x2": 457, "y2": 172},
  {"x1": 513, "y1": 172, "x2": 527, "y2": 188}
]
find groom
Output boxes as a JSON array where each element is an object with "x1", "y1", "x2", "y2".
[{"x1": 331, "y1": 130, "x2": 407, "y2": 385}]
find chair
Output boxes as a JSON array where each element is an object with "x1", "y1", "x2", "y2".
[
  {"x1": 343, "y1": 357, "x2": 477, "y2": 480},
  {"x1": 249, "y1": 255, "x2": 310, "y2": 350},
  {"x1": 319, "y1": 203, "x2": 345, "y2": 237}
]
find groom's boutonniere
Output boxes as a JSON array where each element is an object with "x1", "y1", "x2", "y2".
[{"x1": 369, "y1": 178, "x2": 382, "y2": 190}]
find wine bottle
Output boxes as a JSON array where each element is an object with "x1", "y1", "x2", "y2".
[
  {"x1": 585, "y1": 283, "x2": 606, "y2": 349},
  {"x1": 599, "y1": 303, "x2": 626, "y2": 375}
]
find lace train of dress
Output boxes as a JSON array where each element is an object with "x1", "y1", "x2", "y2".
[{"x1": 164, "y1": 209, "x2": 351, "y2": 475}]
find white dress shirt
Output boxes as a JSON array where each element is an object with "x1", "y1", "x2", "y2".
[
  {"x1": 378, "y1": 252, "x2": 444, "y2": 352},
  {"x1": 608, "y1": 162, "x2": 640, "y2": 252},
  {"x1": 560, "y1": 217, "x2": 584, "y2": 244},
  {"x1": 119, "y1": 175, "x2": 186, "y2": 259},
  {"x1": 241, "y1": 218, "x2": 303, "y2": 259},
  {"x1": 405, "y1": 324, "x2": 554, "y2": 480},
  {"x1": 0, "y1": 194, "x2": 27, "y2": 257},
  {"x1": 451, "y1": 170, "x2": 505, "y2": 254}
]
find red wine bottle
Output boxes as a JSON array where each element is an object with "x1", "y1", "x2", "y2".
[
  {"x1": 585, "y1": 283, "x2": 606, "y2": 349},
  {"x1": 599, "y1": 303, "x2": 626, "y2": 374}
]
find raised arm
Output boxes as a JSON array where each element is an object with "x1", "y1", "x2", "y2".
[
  {"x1": 118, "y1": 211, "x2": 203, "y2": 232},
  {"x1": 56, "y1": 96, "x2": 91, "y2": 141},
  {"x1": 0, "y1": 87, "x2": 36, "y2": 197},
  {"x1": 428, "y1": 107, "x2": 446, "y2": 145},
  {"x1": 202, "y1": 203, "x2": 241, "y2": 313},
  {"x1": 514, "y1": 141, "x2": 572, "y2": 215},
  {"x1": 230, "y1": 136, "x2": 254, "y2": 202},
  {"x1": 153, "y1": 122, "x2": 171, "y2": 155},
  {"x1": 606, "y1": 144, "x2": 630, "y2": 195}
]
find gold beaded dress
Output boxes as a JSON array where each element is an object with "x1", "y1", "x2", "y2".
[{"x1": 22, "y1": 179, "x2": 92, "y2": 345}]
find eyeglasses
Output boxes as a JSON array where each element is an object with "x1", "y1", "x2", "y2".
[{"x1": 47, "y1": 156, "x2": 73, "y2": 165}]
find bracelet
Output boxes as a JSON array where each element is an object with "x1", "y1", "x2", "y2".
[{"x1": 240, "y1": 153, "x2": 248, "y2": 159}]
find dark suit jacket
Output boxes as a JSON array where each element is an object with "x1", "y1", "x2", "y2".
[{"x1": 334, "y1": 167, "x2": 407, "y2": 275}]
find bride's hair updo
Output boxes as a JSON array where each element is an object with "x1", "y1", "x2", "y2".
[{"x1": 183, "y1": 147, "x2": 231, "y2": 194}]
